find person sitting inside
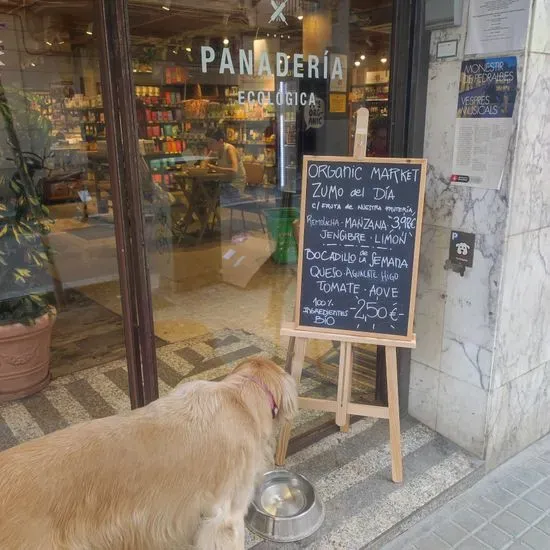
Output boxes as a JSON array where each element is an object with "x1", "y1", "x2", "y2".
[{"x1": 205, "y1": 127, "x2": 247, "y2": 197}]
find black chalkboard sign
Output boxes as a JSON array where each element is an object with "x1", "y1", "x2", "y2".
[{"x1": 296, "y1": 156, "x2": 427, "y2": 340}]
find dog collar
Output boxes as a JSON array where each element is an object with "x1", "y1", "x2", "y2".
[{"x1": 244, "y1": 376, "x2": 279, "y2": 418}]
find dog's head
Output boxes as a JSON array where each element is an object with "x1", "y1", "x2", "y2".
[{"x1": 232, "y1": 358, "x2": 298, "y2": 424}]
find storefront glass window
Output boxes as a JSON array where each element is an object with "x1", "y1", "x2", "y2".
[
  {"x1": 130, "y1": 0, "x2": 394, "y2": 438},
  {"x1": 0, "y1": 2, "x2": 131, "y2": 422},
  {"x1": 0, "y1": 0, "x2": 397, "y2": 443}
]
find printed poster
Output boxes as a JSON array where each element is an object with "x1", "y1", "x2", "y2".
[
  {"x1": 465, "y1": 0, "x2": 530, "y2": 55},
  {"x1": 329, "y1": 93, "x2": 347, "y2": 113},
  {"x1": 451, "y1": 56, "x2": 517, "y2": 189},
  {"x1": 329, "y1": 54, "x2": 348, "y2": 92}
]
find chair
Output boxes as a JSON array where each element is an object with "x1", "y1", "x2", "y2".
[{"x1": 224, "y1": 161, "x2": 267, "y2": 234}]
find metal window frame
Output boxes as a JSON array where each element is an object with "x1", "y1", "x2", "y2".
[
  {"x1": 96, "y1": 0, "x2": 159, "y2": 407},
  {"x1": 388, "y1": 0, "x2": 429, "y2": 157},
  {"x1": 377, "y1": 0, "x2": 430, "y2": 413},
  {"x1": 95, "y1": 0, "x2": 430, "y2": 412}
]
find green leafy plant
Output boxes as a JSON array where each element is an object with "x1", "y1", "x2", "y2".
[{"x1": 0, "y1": 83, "x2": 55, "y2": 325}]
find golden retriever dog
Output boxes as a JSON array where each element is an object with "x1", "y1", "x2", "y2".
[{"x1": 0, "y1": 357, "x2": 297, "y2": 550}]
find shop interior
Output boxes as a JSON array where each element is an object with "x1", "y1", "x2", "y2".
[{"x1": 0, "y1": 0, "x2": 394, "y2": 441}]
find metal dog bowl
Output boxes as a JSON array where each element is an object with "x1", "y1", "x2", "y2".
[{"x1": 245, "y1": 469, "x2": 325, "y2": 543}]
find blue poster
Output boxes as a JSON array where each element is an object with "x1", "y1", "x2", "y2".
[
  {"x1": 457, "y1": 57, "x2": 517, "y2": 119},
  {"x1": 451, "y1": 56, "x2": 517, "y2": 189}
]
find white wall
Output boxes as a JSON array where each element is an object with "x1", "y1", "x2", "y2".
[
  {"x1": 410, "y1": 0, "x2": 550, "y2": 465},
  {"x1": 485, "y1": 0, "x2": 550, "y2": 467}
]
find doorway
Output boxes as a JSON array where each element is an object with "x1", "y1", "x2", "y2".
[
  {"x1": 0, "y1": 0, "x2": 426, "y2": 448},
  {"x1": 119, "y1": 0, "x2": 420, "y2": 442}
]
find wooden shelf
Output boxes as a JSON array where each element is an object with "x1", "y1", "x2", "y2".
[
  {"x1": 67, "y1": 106, "x2": 104, "y2": 111},
  {"x1": 228, "y1": 141, "x2": 275, "y2": 147},
  {"x1": 140, "y1": 120, "x2": 182, "y2": 125},
  {"x1": 136, "y1": 104, "x2": 181, "y2": 110},
  {"x1": 224, "y1": 118, "x2": 274, "y2": 123}
]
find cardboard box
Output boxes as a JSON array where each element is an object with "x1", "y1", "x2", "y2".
[{"x1": 221, "y1": 233, "x2": 275, "y2": 288}]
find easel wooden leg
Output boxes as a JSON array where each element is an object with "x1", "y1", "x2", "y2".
[
  {"x1": 284, "y1": 337, "x2": 295, "y2": 374},
  {"x1": 275, "y1": 337, "x2": 307, "y2": 466},
  {"x1": 343, "y1": 344, "x2": 354, "y2": 432},
  {"x1": 385, "y1": 346, "x2": 403, "y2": 483},
  {"x1": 336, "y1": 342, "x2": 353, "y2": 432}
]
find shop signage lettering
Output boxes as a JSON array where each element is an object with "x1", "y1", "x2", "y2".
[
  {"x1": 459, "y1": 59, "x2": 516, "y2": 117},
  {"x1": 296, "y1": 157, "x2": 427, "y2": 339},
  {"x1": 201, "y1": 47, "x2": 344, "y2": 80},
  {"x1": 237, "y1": 90, "x2": 317, "y2": 106},
  {"x1": 304, "y1": 97, "x2": 325, "y2": 129},
  {"x1": 269, "y1": 0, "x2": 289, "y2": 24}
]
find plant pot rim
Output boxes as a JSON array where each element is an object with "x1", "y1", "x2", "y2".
[{"x1": 0, "y1": 307, "x2": 57, "y2": 332}]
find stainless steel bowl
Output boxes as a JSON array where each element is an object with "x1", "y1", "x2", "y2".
[{"x1": 245, "y1": 469, "x2": 325, "y2": 543}]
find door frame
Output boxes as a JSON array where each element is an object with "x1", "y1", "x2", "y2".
[
  {"x1": 96, "y1": 0, "x2": 159, "y2": 407},
  {"x1": 378, "y1": 0, "x2": 431, "y2": 413},
  {"x1": 95, "y1": 0, "x2": 431, "y2": 411},
  {"x1": 389, "y1": 0, "x2": 431, "y2": 158}
]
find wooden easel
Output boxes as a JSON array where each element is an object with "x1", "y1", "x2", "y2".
[
  {"x1": 275, "y1": 109, "x2": 425, "y2": 483},
  {"x1": 275, "y1": 326, "x2": 415, "y2": 482}
]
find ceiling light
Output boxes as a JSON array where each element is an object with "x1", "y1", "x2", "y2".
[
  {"x1": 44, "y1": 29, "x2": 54, "y2": 46},
  {"x1": 273, "y1": 34, "x2": 277, "y2": 38},
  {"x1": 287, "y1": 35, "x2": 290, "y2": 39},
  {"x1": 354, "y1": 60, "x2": 360, "y2": 67},
  {"x1": 381, "y1": 57, "x2": 388, "y2": 64},
  {"x1": 223, "y1": 37, "x2": 229, "y2": 45},
  {"x1": 172, "y1": 47, "x2": 178, "y2": 54},
  {"x1": 31, "y1": 62, "x2": 36, "y2": 67},
  {"x1": 267, "y1": 33, "x2": 270, "y2": 37},
  {"x1": 360, "y1": 54, "x2": 365, "y2": 60},
  {"x1": 86, "y1": 23, "x2": 93, "y2": 36},
  {"x1": 185, "y1": 46, "x2": 191, "y2": 52}
]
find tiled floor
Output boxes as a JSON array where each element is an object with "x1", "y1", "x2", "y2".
[
  {"x1": 382, "y1": 433, "x2": 550, "y2": 550},
  {"x1": 48, "y1": 211, "x2": 332, "y2": 361},
  {"x1": 0, "y1": 329, "x2": 335, "y2": 449},
  {"x1": 0, "y1": 324, "x2": 483, "y2": 550},
  {"x1": 1, "y1": 211, "x2": 486, "y2": 549},
  {"x1": 245, "y1": 417, "x2": 482, "y2": 550}
]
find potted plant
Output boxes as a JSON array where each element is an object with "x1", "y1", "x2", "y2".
[{"x1": 0, "y1": 83, "x2": 56, "y2": 401}]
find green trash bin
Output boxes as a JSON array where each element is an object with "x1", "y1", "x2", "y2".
[{"x1": 265, "y1": 207, "x2": 300, "y2": 264}]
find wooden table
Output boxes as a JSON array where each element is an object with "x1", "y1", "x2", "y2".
[{"x1": 173, "y1": 171, "x2": 227, "y2": 243}]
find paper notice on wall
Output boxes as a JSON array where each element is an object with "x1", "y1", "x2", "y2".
[
  {"x1": 329, "y1": 54, "x2": 347, "y2": 92},
  {"x1": 451, "y1": 57, "x2": 517, "y2": 189},
  {"x1": 465, "y1": 0, "x2": 530, "y2": 55},
  {"x1": 329, "y1": 93, "x2": 347, "y2": 113}
]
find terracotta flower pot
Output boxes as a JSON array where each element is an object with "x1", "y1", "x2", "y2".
[{"x1": 0, "y1": 310, "x2": 56, "y2": 402}]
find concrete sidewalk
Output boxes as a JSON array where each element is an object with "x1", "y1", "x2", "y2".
[{"x1": 382, "y1": 433, "x2": 550, "y2": 550}]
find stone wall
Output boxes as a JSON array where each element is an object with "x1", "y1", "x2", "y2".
[{"x1": 409, "y1": 0, "x2": 550, "y2": 466}]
